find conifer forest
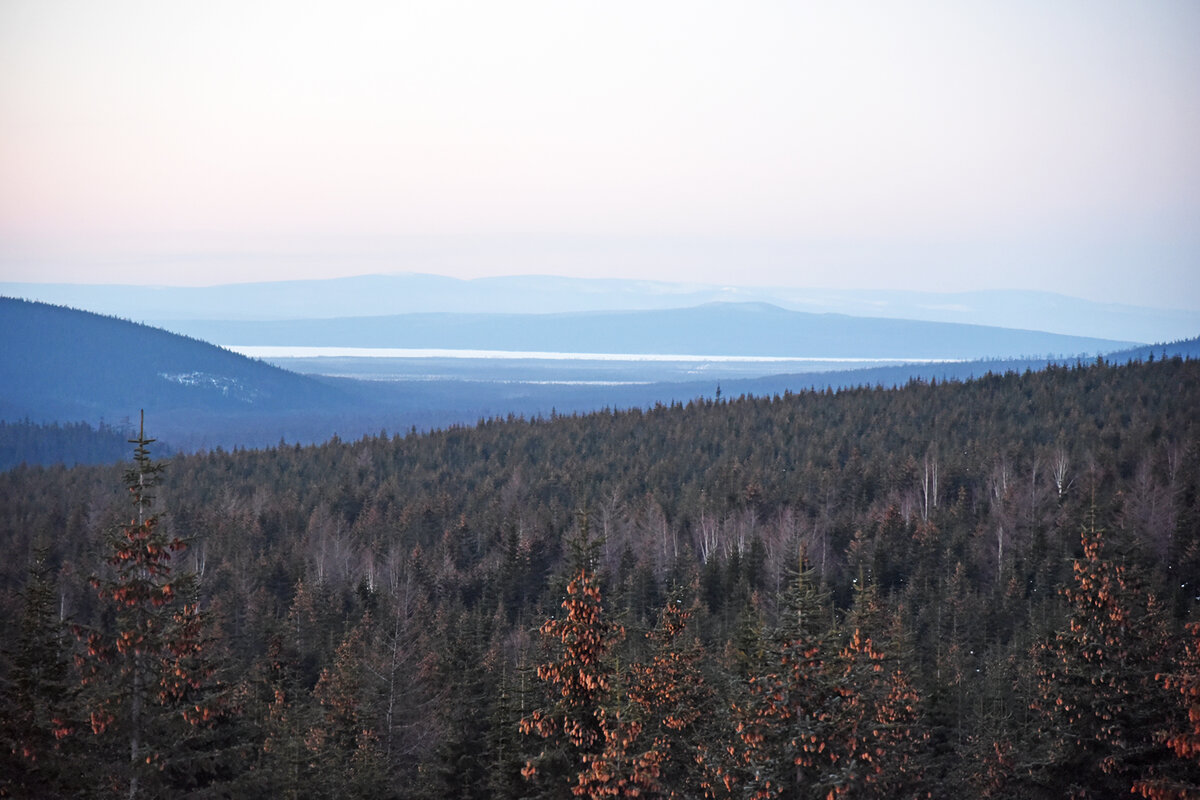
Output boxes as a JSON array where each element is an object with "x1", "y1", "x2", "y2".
[{"x1": 2, "y1": 356, "x2": 1199, "y2": 799}]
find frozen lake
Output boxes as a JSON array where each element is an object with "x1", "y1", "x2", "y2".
[{"x1": 228, "y1": 346, "x2": 962, "y2": 385}]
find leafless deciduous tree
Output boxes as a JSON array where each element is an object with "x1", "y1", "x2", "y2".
[
  {"x1": 1051, "y1": 446, "x2": 1072, "y2": 499},
  {"x1": 921, "y1": 451, "x2": 939, "y2": 522}
]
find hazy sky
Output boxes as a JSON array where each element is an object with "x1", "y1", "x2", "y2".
[{"x1": 1, "y1": 1, "x2": 1197, "y2": 308}]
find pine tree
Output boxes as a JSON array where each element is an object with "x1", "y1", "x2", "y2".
[
  {"x1": 624, "y1": 594, "x2": 715, "y2": 799},
  {"x1": 726, "y1": 560, "x2": 840, "y2": 799},
  {"x1": 309, "y1": 619, "x2": 389, "y2": 797},
  {"x1": 238, "y1": 632, "x2": 322, "y2": 799},
  {"x1": 0, "y1": 549, "x2": 82, "y2": 797},
  {"x1": 520, "y1": 519, "x2": 625, "y2": 798},
  {"x1": 490, "y1": 655, "x2": 543, "y2": 800},
  {"x1": 822, "y1": 581, "x2": 925, "y2": 799},
  {"x1": 571, "y1": 591, "x2": 717, "y2": 799},
  {"x1": 425, "y1": 607, "x2": 496, "y2": 800},
  {"x1": 1133, "y1": 621, "x2": 1200, "y2": 798},
  {"x1": 1030, "y1": 511, "x2": 1172, "y2": 798},
  {"x1": 74, "y1": 413, "x2": 223, "y2": 798}
]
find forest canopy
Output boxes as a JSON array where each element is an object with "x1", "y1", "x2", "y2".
[{"x1": 1, "y1": 356, "x2": 1197, "y2": 798}]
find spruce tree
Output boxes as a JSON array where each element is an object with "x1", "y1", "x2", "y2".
[
  {"x1": 0, "y1": 549, "x2": 82, "y2": 797},
  {"x1": 1133, "y1": 621, "x2": 1200, "y2": 798},
  {"x1": 721, "y1": 556, "x2": 848, "y2": 800},
  {"x1": 75, "y1": 413, "x2": 222, "y2": 798},
  {"x1": 817, "y1": 580, "x2": 926, "y2": 799},
  {"x1": 624, "y1": 593, "x2": 715, "y2": 799},
  {"x1": 520, "y1": 518, "x2": 624, "y2": 798},
  {"x1": 1030, "y1": 511, "x2": 1173, "y2": 797}
]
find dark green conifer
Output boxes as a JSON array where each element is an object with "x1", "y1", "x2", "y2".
[{"x1": 0, "y1": 549, "x2": 83, "y2": 797}]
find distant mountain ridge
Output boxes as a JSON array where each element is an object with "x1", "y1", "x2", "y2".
[
  {"x1": 162, "y1": 302, "x2": 1133, "y2": 361},
  {"x1": 2, "y1": 273, "x2": 1196, "y2": 342}
]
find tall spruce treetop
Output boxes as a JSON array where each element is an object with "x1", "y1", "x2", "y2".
[{"x1": 125, "y1": 412, "x2": 165, "y2": 529}]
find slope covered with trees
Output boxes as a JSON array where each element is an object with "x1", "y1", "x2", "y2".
[
  {"x1": 0, "y1": 420, "x2": 142, "y2": 472},
  {"x1": 0, "y1": 356, "x2": 1197, "y2": 797},
  {"x1": 0, "y1": 297, "x2": 363, "y2": 450}
]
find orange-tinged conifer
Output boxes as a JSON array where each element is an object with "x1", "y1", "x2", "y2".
[
  {"x1": 1031, "y1": 511, "x2": 1174, "y2": 797},
  {"x1": 521, "y1": 518, "x2": 626, "y2": 796},
  {"x1": 74, "y1": 413, "x2": 224, "y2": 798}
]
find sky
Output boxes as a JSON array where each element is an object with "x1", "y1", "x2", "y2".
[{"x1": 1, "y1": 0, "x2": 1198, "y2": 309}]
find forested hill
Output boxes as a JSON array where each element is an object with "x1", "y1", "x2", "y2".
[
  {"x1": 5, "y1": 295, "x2": 1178, "y2": 462},
  {"x1": 0, "y1": 355, "x2": 1197, "y2": 797},
  {"x1": 1096, "y1": 335, "x2": 1200, "y2": 363},
  {"x1": 0, "y1": 296, "x2": 351, "y2": 435}
]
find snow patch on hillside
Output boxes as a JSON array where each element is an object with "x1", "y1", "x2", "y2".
[{"x1": 158, "y1": 371, "x2": 262, "y2": 402}]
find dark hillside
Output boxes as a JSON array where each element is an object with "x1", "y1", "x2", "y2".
[
  {"x1": 0, "y1": 296, "x2": 352, "y2": 438},
  {"x1": 0, "y1": 419, "x2": 141, "y2": 471}
]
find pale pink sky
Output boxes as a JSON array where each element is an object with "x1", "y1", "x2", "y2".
[{"x1": 1, "y1": 1, "x2": 1197, "y2": 308}]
